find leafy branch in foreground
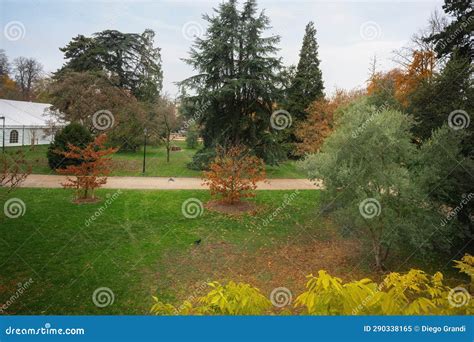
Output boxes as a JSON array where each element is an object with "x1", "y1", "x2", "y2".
[{"x1": 151, "y1": 254, "x2": 473, "y2": 315}]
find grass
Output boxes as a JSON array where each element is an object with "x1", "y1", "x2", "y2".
[
  {"x1": 6, "y1": 141, "x2": 307, "y2": 179},
  {"x1": 0, "y1": 188, "x2": 465, "y2": 315},
  {"x1": 0, "y1": 188, "x2": 319, "y2": 314}
]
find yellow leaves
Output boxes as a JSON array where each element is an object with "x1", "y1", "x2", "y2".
[
  {"x1": 453, "y1": 254, "x2": 474, "y2": 283},
  {"x1": 198, "y1": 281, "x2": 272, "y2": 315},
  {"x1": 150, "y1": 296, "x2": 180, "y2": 315},
  {"x1": 405, "y1": 297, "x2": 438, "y2": 315},
  {"x1": 151, "y1": 254, "x2": 473, "y2": 316}
]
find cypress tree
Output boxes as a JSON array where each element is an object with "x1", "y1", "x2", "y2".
[{"x1": 287, "y1": 21, "x2": 324, "y2": 122}]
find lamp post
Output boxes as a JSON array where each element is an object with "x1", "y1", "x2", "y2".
[
  {"x1": 142, "y1": 127, "x2": 148, "y2": 174},
  {"x1": 0, "y1": 116, "x2": 5, "y2": 153}
]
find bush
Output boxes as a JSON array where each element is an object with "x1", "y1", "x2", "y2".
[
  {"x1": 151, "y1": 254, "x2": 473, "y2": 315},
  {"x1": 186, "y1": 124, "x2": 199, "y2": 149},
  {"x1": 56, "y1": 134, "x2": 117, "y2": 200},
  {"x1": 47, "y1": 123, "x2": 93, "y2": 170},
  {"x1": 203, "y1": 145, "x2": 266, "y2": 204}
]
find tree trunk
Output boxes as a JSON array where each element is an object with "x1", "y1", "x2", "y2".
[
  {"x1": 370, "y1": 227, "x2": 386, "y2": 271},
  {"x1": 374, "y1": 243, "x2": 384, "y2": 271}
]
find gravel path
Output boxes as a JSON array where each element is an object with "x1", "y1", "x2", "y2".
[{"x1": 20, "y1": 174, "x2": 322, "y2": 190}]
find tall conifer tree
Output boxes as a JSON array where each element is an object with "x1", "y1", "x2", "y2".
[
  {"x1": 181, "y1": 0, "x2": 284, "y2": 165},
  {"x1": 287, "y1": 21, "x2": 324, "y2": 122}
]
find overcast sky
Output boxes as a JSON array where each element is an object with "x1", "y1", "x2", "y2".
[{"x1": 0, "y1": 0, "x2": 444, "y2": 97}]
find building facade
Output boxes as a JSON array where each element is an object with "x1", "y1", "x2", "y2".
[{"x1": 0, "y1": 99, "x2": 61, "y2": 148}]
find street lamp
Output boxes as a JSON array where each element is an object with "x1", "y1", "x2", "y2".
[
  {"x1": 0, "y1": 116, "x2": 5, "y2": 153},
  {"x1": 142, "y1": 127, "x2": 148, "y2": 174}
]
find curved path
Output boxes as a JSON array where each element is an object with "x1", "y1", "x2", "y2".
[{"x1": 20, "y1": 174, "x2": 322, "y2": 190}]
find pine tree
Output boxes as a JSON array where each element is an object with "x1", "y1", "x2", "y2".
[
  {"x1": 287, "y1": 21, "x2": 324, "y2": 122},
  {"x1": 180, "y1": 0, "x2": 284, "y2": 166}
]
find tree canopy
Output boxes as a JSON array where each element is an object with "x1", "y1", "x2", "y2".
[
  {"x1": 287, "y1": 21, "x2": 324, "y2": 122},
  {"x1": 58, "y1": 29, "x2": 163, "y2": 102},
  {"x1": 300, "y1": 99, "x2": 461, "y2": 269},
  {"x1": 180, "y1": 0, "x2": 285, "y2": 165}
]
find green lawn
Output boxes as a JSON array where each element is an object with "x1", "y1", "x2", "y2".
[
  {"x1": 0, "y1": 187, "x2": 354, "y2": 315},
  {"x1": 0, "y1": 187, "x2": 463, "y2": 315},
  {"x1": 7, "y1": 141, "x2": 307, "y2": 178}
]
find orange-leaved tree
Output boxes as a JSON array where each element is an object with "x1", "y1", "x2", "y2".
[
  {"x1": 295, "y1": 89, "x2": 363, "y2": 155},
  {"x1": 56, "y1": 134, "x2": 118, "y2": 201},
  {"x1": 367, "y1": 51, "x2": 436, "y2": 107},
  {"x1": 393, "y1": 50, "x2": 435, "y2": 106},
  {"x1": 203, "y1": 145, "x2": 266, "y2": 204}
]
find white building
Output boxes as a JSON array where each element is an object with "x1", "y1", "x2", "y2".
[{"x1": 0, "y1": 99, "x2": 61, "y2": 147}]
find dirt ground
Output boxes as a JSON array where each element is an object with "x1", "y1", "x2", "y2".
[{"x1": 155, "y1": 232, "x2": 370, "y2": 304}]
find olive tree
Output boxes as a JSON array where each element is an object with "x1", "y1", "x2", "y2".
[{"x1": 301, "y1": 99, "x2": 453, "y2": 270}]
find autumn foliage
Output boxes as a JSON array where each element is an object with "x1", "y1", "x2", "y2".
[
  {"x1": 0, "y1": 151, "x2": 31, "y2": 193},
  {"x1": 367, "y1": 50, "x2": 435, "y2": 106},
  {"x1": 295, "y1": 89, "x2": 363, "y2": 155},
  {"x1": 203, "y1": 145, "x2": 266, "y2": 204},
  {"x1": 56, "y1": 134, "x2": 118, "y2": 201}
]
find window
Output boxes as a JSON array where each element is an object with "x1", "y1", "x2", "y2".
[{"x1": 9, "y1": 130, "x2": 19, "y2": 144}]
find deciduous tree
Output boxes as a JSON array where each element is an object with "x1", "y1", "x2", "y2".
[
  {"x1": 56, "y1": 134, "x2": 118, "y2": 201},
  {"x1": 48, "y1": 71, "x2": 147, "y2": 151},
  {"x1": 203, "y1": 145, "x2": 266, "y2": 204},
  {"x1": 13, "y1": 57, "x2": 43, "y2": 100},
  {"x1": 154, "y1": 98, "x2": 181, "y2": 163},
  {"x1": 295, "y1": 89, "x2": 363, "y2": 155}
]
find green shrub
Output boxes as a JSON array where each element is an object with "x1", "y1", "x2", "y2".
[
  {"x1": 47, "y1": 123, "x2": 93, "y2": 170},
  {"x1": 187, "y1": 147, "x2": 216, "y2": 170},
  {"x1": 186, "y1": 125, "x2": 199, "y2": 149}
]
